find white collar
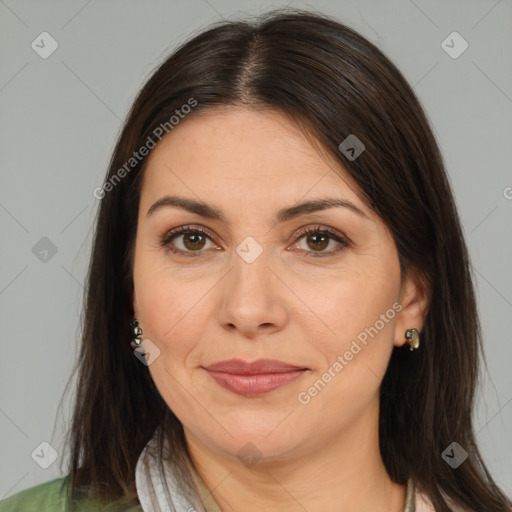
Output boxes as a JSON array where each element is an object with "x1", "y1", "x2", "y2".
[{"x1": 135, "y1": 426, "x2": 206, "y2": 512}]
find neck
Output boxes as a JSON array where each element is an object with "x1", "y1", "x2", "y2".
[{"x1": 184, "y1": 397, "x2": 406, "y2": 512}]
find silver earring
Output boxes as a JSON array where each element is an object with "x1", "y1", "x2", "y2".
[
  {"x1": 130, "y1": 319, "x2": 143, "y2": 348},
  {"x1": 405, "y1": 328, "x2": 420, "y2": 351}
]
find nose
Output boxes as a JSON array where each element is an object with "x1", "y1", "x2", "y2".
[{"x1": 216, "y1": 246, "x2": 289, "y2": 339}]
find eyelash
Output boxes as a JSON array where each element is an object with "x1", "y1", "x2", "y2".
[{"x1": 160, "y1": 225, "x2": 350, "y2": 258}]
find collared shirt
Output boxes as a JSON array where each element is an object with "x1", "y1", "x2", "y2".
[
  {"x1": 134, "y1": 426, "x2": 433, "y2": 512},
  {"x1": 0, "y1": 426, "x2": 467, "y2": 511}
]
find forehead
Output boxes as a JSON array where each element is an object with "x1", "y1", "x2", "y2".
[{"x1": 140, "y1": 106, "x2": 367, "y2": 214}]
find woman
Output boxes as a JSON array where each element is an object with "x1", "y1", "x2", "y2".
[{"x1": 1, "y1": 8, "x2": 510, "y2": 512}]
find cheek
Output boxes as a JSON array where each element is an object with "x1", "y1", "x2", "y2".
[
  {"x1": 138, "y1": 283, "x2": 205, "y2": 354},
  {"x1": 292, "y1": 259, "x2": 400, "y2": 406},
  {"x1": 133, "y1": 261, "x2": 193, "y2": 358},
  {"x1": 294, "y1": 262, "x2": 399, "y2": 343},
  {"x1": 295, "y1": 283, "x2": 398, "y2": 433},
  {"x1": 136, "y1": 274, "x2": 208, "y2": 412}
]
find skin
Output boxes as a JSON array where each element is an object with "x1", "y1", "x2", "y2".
[{"x1": 132, "y1": 105, "x2": 429, "y2": 512}]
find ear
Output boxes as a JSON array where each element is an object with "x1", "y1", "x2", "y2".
[{"x1": 393, "y1": 268, "x2": 430, "y2": 348}]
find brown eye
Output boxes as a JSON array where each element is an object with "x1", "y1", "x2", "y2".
[
  {"x1": 305, "y1": 232, "x2": 330, "y2": 251},
  {"x1": 161, "y1": 226, "x2": 217, "y2": 257},
  {"x1": 292, "y1": 226, "x2": 350, "y2": 257},
  {"x1": 182, "y1": 232, "x2": 207, "y2": 251}
]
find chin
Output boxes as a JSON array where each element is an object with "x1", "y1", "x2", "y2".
[{"x1": 214, "y1": 427, "x2": 306, "y2": 462}]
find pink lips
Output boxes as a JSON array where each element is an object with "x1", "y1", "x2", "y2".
[{"x1": 202, "y1": 358, "x2": 308, "y2": 397}]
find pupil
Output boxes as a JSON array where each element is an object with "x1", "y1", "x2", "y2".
[
  {"x1": 185, "y1": 233, "x2": 205, "y2": 250},
  {"x1": 309, "y1": 234, "x2": 328, "y2": 251}
]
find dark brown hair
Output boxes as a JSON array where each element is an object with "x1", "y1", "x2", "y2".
[{"x1": 58, "y1": 7, "x2": 512, "y2": 511}]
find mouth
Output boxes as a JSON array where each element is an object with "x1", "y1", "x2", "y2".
[{"x1": 202, "y1": 358, "x2": 310, "y2": 397}]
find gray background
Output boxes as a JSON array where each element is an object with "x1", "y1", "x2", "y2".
[{"x1": 1, "y1": 0, "x2": 511, "y2": 500}]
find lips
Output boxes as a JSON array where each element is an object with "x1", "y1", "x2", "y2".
[
  {"x1": 202, "y1": 358, "x2": 309, "y2": 397},
  {"x1": 203, "y1": 358, "x2": 307, "y2": 374}
]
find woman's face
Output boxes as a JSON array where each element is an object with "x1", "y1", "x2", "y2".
[{"x1": 132, "y1": 106, "x2": 426, "y2": 463}]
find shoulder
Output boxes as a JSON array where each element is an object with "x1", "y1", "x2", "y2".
[
  {"x1": 0, "y1": 477, "x2": 143, "y2": 512},
  {"x1": 0, "y1": 477, "x2": 69, "y2": 512}
]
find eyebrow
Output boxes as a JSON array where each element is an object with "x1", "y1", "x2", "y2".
[{"x1": 146, "y1": 195, "x2": 369, "y2": 223}]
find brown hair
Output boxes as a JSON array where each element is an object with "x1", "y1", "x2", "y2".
[{"x1": 59, "y1": 8, "x2": 512, "y2": 511}]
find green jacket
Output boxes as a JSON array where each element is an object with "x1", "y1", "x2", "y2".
[{"x1": 0, "y1": 476, "x2": 143, "y2": 511}]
